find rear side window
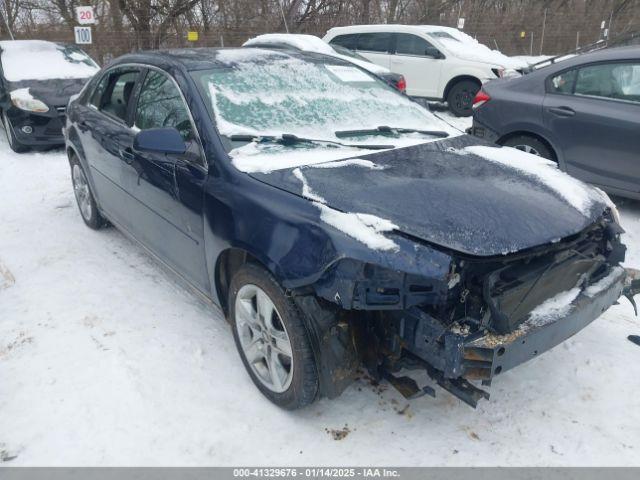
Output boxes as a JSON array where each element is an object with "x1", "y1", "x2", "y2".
[
  {"x1": 395, "y1": 34, "x2": 434, "y2": 56},
  {"x1": 549, "y1": 69, "x2": 577, "y2": 94},
  {"x1": 575, "y1": 62, "x2": 640, "y2": 103},
  {"x1": 92, "y1": 69, "x2": 139, "y2": 122},
  {"x1": 357, "y1": 33, "x2": 391, "y2": 53},
  {"x1": 330, "y1": 34, "x2": 357, "y2": 50},
  {"x1": 135, "y1": 70, "x2": 194, "y2": 141}
]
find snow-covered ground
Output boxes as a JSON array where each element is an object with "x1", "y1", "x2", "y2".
[{"x1": 1, "y1": 113, "x2": 639, "y2": 466}]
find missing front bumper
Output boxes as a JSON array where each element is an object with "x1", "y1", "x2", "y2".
[
  {"x1": 396, "y1": 267, "x2": 627, "y2": 406},
  {"x1": 465, "y1": 267, "x2": 625, "y2": 380}
]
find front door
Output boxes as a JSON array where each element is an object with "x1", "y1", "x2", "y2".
[
  {"x1": 78, "y1": 67, "x2": 142, "y2": 226},
  {"x1": 390, "y1": 33, "x2": 443, "y2": 98},
  {"x1": 354, "y1": 32, "x2": 392, "y2": 70},
  {"x1": 543, "y1": 61, "x2": 640, "y2": 194},
  {"x1": 123, "y1": 68, "x2": 209, "y2": 293}
]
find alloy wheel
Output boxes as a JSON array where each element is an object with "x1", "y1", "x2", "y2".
[
  {"x1": 513, "y1": 144, "x2": 541, "y2": 156},
  {"x1": 235, "y1": 284, "x2": 294, "y2": 393},
  {"x1": 72, "y1": 164, "x2": 93, "y2": 221}
]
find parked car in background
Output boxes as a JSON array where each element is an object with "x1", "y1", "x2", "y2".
[
  {"x1": 471, "y1": 46, "x2": 640, "y2": 200},
  {"x1": 0, "y1": 40, "x2": 99, "y2": 153},
  {"x1": 243, "y1": 33, "x2": 406, "y2": 92},
  {"x1": 65, "y1": 47, "x2": 635, "y2": 410},
  {"x1": 323, "y1": 24, "x2": 524, "y2": 116}
]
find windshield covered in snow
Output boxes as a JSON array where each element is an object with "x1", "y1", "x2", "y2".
[
  {"x1": 0, "y1": 40, "x2": 99, "y2": 82},
  {"x1": 193, "y1": 54, "x2": 441, "y2": 143}
]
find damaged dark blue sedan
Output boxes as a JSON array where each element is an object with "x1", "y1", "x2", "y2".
[{"x1": 64, "y1": 47, "x2": 639, "y2": 409}]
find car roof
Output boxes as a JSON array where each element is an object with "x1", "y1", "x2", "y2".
[
  {"x1": 535, "y1": 45, "x2": 640, "y2": 73},
  {"x1": 326, "y1": 24, "x2": 431, "y2": 35},
  {"x1": 108, "y1": 47, "x2": 342, "y2": 72},
  {"x1": 0, "y1": 39, "x2": 67, "y2": 52}
]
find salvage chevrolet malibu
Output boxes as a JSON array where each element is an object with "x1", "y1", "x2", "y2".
[{"x1": 64, "y1": 48, "x2": 639, "y2": 409}]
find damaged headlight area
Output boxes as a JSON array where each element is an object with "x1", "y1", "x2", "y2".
[
  {"x1": 293, "y1": 212, "x2": 631, "y2": 407},
  {"x1": 10, "y1": 88, "x2": 49, "y2": 113}
]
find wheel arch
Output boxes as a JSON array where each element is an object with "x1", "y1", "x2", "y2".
[
  {"x1": 497, "y1": 130, "x2": 559, "y2": 163},
  {"x1": 443, "y1": 75, "x2": 482, "y2": 100},
  {"x1": 214, "y1": 247, "x2": 268, "y2": 316}
]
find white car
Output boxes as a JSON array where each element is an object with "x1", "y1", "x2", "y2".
[
  {"x1": 243, "y1": 34, "x2": 406, "y2": 92},
  {"x1": 323, "y1": 24, "x2": 525, "y2": 116}
]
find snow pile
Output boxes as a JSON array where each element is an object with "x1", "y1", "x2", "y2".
[
  {"x1": 293, "y1": 167, "x2": 397, "y2": 251},
  {"x1": 425, "y1": 27, "x2": 527, "y2": 70},
  {"x1": 464, "y1": 145, "x2": 604, "y2": 215},
  {"x1": 243, "y1": 34, "x2": 390, "y2": 75},
  {"x1": 584, "y1": 267, "x2": 625, "y2": 298},
  {"x1": 0, "y1": 40, "x2": 98, "y2": 81},
  {"x1": 528, "y1": 287, "x2": 581, "y2": 327}
]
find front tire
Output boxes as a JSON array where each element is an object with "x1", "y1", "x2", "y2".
[
  {"x1": 446, "y1": 80, "x2": 481, "y2": 117},
  {"x1": 229, "y1": 263, "x2": 319, "y2": 409},
  {"x1": 70, "y1": 155, "x2": 106, "y2": 230},
  {"x1": 2, "y1": 110, "x2": 28, "y2": 153}
]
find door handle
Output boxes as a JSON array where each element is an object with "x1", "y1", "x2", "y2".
[
  {"x1": 548, "y1": 106, "x2": 575, "y2": 117},
  {"x1": 119, "y1": 148, "x2": 135, "y2": 164}
]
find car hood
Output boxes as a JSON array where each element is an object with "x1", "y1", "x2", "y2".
[
  {"x1": 6, "y1": 78, "x2": 89, "y2": 107},
  {"x1": 249, "y1": 135, "x2": 609, "y2": 256}
]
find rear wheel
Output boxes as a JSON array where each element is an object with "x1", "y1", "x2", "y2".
[
  {"x1": 229, "y1": 263, "x2": 318, "y2": 409},
  {"x1": 501, "y1": 134, "x2": 554, "y2": 161},
  {"x1": 2, "y1": 110, "x2": 28, "y2": 153},
  {"x1": 70, "y1": 155, "x2": 107, "y2": 229},
  {"x1": 446, "y1": 80, "x2": 481, "y2": 117}
]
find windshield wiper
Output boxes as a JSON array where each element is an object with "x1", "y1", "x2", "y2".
[
  {"x1": 334, "y1": 125, "x2": 450, "y2": 139},
  {"x1": 228, "y1": 133, "x2": 394, "y2": 150}
]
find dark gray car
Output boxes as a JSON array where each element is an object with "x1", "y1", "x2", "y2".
[{"x1": 470, "y1": 46, "x2": 640, "y2": 200}]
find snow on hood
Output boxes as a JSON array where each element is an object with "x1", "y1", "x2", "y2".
[
  {"x1": 243, "y1": 33, "x2": 390, "y2": 75},
  {"x1": 293, "y1": 167, "x2": 399, "y2": 251},
  {"x1": 248, "y1": 136, "x2": 609, "y2": 256},
  {"x1": 426, "y1": 27, "x2": 527, "y2": 70},
  {"x1": 0, "y1": 40, "x2": 98, "y2": 82},
  {"x1": 464, "y1": 145, "x2": 610, "y2": 216}
]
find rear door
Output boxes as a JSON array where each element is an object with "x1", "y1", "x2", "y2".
[
  {"x1": 123, "y1": 68, "x2": 209, "y2": 292},
  {"x1": 543, "y1": 61, "x2": 640, "y2": 194},
  {"x1": 354, "y1": 32, "x2": 392, "y2": 70},
  {"x1": 79, "y1": 66, "x2": 142, "y2": 225},
  {"x1": 390, "y1": 33, "x2": 443, "y2": 98}
]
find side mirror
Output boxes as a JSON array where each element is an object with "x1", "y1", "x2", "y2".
[
  {"x1": 133, "y1": 127, "x2": 186, "y2": 155},
  {"x1": 425, "y1": 47, "x2": 443, "y2": 59}
]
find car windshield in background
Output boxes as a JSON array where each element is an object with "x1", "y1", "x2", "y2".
[
  {"x1": 0, "y1": 40, "x2": 99, "y2": 82},
  {"x1": 192, "y1": 54, "x2": 441, "y2": 146},
  {"x1": 331, "y1": 44, "x2": 372, "y2": 62},
  {"x1": 429, "y1": 31, "x2": 460, "y2": 41}
]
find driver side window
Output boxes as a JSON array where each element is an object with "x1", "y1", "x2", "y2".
[{"x1": 135, "y1": 70, "x2": 195, "y2": 141}]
